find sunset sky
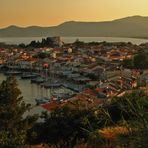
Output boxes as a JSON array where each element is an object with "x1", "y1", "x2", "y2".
[{"x1": 0, "y1": 0, "x2": 148, "y2": 28}]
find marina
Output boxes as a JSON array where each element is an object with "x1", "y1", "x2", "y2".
[{"x1": 0, "y1": 72, "x2": 76, "y2": 106}]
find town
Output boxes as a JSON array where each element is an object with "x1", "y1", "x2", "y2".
[{"x1": 0, "y1": 36, "x2": 148, "y2": 111}]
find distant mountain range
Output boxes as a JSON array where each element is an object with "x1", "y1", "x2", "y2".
[{"x1": 1, "y1": 16, "x2": 148, "y2": 38}]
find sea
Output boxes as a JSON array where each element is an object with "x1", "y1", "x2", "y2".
[{"x1": 0, "y1": 37, "x2": 148, "y2": 45}]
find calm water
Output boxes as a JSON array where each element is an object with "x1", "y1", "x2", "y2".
[
  {"x1": 0, "y1": 73, "x2": 74, "y2": 115},
  {"x1": 0, "y1": 37, "x2": 148, "y2": 45},
  {"x1": 0, "y1": 73, "x2": 50, "y2": 115},
  {"x1": 0, "y1": 73, "x2": 73, "y2": 104},
  {"x1": 0, "y1": 73, "x2": 51, "y2": 105}
]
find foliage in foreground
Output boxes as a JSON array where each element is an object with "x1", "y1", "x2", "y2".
[
  {"x1": 0, "y1": 77, "x2": 38, "y2": 147},
  {"x1": 0, "y1": 77, "x2": 147, "y2": 147},
  {"x1": 28, "y1": 90, "x2": 148, "y2": 148}
]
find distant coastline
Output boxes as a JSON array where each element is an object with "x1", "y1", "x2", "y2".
[
  {"x1": 132, "y1": 36, "x2": 148, "y2": 40},
  {"x1": 0, "y1": 36, "x2": 148, "y2": 45}
]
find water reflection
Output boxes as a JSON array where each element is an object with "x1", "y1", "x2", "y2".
[{"x1": 0, "y1": 73, "x2": 51, "y2": 105}]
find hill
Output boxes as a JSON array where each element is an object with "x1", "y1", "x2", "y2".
[{"x1": 1, "y1": 16, "x2": 148, "y2": 37}]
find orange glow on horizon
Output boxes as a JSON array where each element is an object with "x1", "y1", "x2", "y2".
[{"x1": 0, "y1": 0, "x2": 148, "y2": 28}]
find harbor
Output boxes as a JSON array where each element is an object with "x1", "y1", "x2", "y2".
[{"x1": 0, "y1": 72, "x2": 76, "y2": 106}]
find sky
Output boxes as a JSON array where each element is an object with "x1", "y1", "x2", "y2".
[{"x1": 0, "y1": 0, "x2": 148, "y2": 28}]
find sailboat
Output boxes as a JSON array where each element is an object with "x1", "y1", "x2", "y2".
[
  {"x1": 21, "y1": 62, "x2": 39, "y2": 79},
  {"x1": 4, "y1": 60, "x2": 22, "y2": 76},
  {"x1": 42, "y1": 62, "x2": 61, "y2": 89}
]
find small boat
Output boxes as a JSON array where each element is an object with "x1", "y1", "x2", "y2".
[
  {"x1": 21, "y1": 73, "x2": 38, "y2": 79},
  {"x1": 31, "y1": 77, "x2": 46, "y2": 84},
  {"x1": 35, "y1": 97, "x2": 50, "y2": 105},
  {"x1": 52, "y1": 92, "x2": 75, "y2": 101},
  {"x1": 62, "y1": 84, "x2": 80, "y2": 92},
  {"x1": 41, "y1": 80, "x2": 61, "y2": 88},
  {"x1": 43, "y1": 83, "x2": 61, "y2": 88},
  {"x1": 4, "y1": 71, "x2": 22, "y2": 76}
]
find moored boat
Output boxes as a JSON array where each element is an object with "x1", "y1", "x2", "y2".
[
  {"x1": 43, "y1": 83, "x2": 62, "y2": 88},
  {"x1": 35, "y1": 97, "x2": 50, "y2": 105},
  {"x1": 4, "y1": 71, "x2": 22, "y2": 76},
  {"x1": 21, "y1": 73, "x2": 38, "y2": 79},
  {"x1": 31, "y1": 77, "x2": 46, "y2": 84}
]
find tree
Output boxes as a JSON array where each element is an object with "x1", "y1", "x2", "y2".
[
  {"x1": 133, "y1": 52, "x2": 148, "y2": 69},
  {"x1": 19, "y1": 43, "x2": 26, "y2": 48},
  {"x1": 37, "y1": 52, "x2": 49, "y2": 59},
  {"x1": 29, "y1": 106, "x2": 99, "y2": 148},
  {"x1": 0, "y1": 77, "x2": 37, "y2": 147},
  {"x1": 74, "y1": 39, "x2": 85, "y2": 48},
  {"x1": 28, "y1": 37, "x2": 58, "y2": 48},
  {"x1": 86, "y1": 90, "x2": 148, "y2": 148},
  {"x1": 122, "y1": 59, "x2": 133, "y2": 68}
]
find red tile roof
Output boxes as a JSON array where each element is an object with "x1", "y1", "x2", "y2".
[{"x1": 41, "y1": 101, "x2": 59, "y2": 111}]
